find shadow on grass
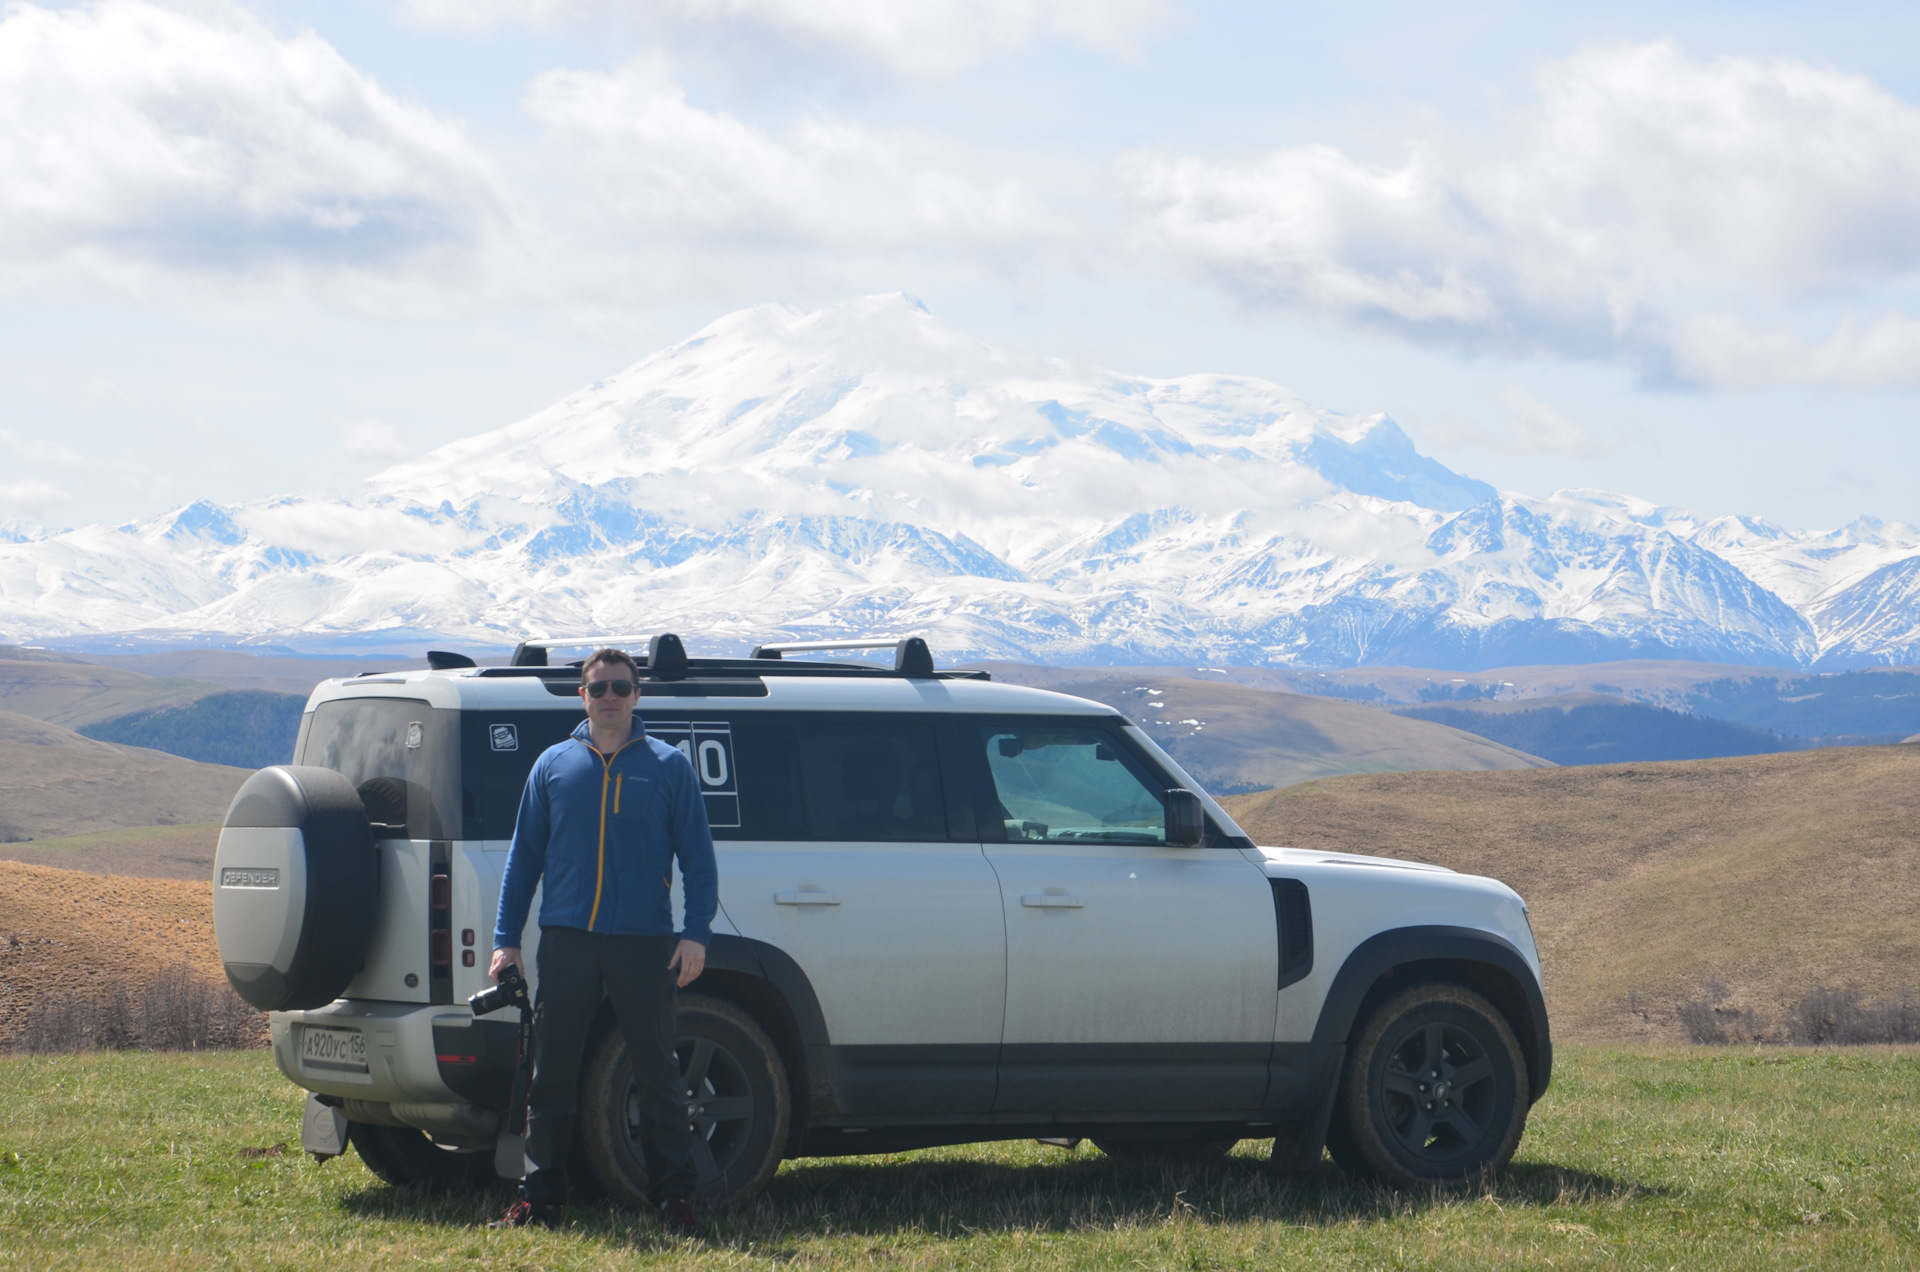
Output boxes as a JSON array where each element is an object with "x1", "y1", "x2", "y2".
[{"x1": 337, "y1": 1149, "x2": 1657, "y2": 1248}]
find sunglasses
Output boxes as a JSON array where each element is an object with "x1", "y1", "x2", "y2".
[{"x1": 585, "y1": 679, "x2": 636, "y2": 699}]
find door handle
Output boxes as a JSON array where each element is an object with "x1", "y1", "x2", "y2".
[
  {"x1": 1020, "y1": 894, "x2": 1085, "y2": 908},
  {"x1": 774, "y1": 892, "x2": 842, "y2": 906}
]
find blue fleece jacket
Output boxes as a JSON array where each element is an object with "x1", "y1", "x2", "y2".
[{"x1": 493, "y1": 718, "x2": 718, "y2": 949}]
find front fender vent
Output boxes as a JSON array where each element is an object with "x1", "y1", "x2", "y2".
[{"x1": 1270, "y1": 878, "x2": 1314, "y2": 990}]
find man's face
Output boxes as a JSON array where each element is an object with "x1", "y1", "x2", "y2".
[{"x1": 580, "y1": 658, "x2": 638, "y2": 733}]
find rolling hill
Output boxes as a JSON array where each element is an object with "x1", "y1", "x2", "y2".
[
  {"x1": 1222, "y1": 744, "x2": 1920, "y2": 1042},
  {"x1": 0, "y1": 708, "x2": 251, "y2": 842},
  {"x1": 1394, "y1": 693, "x2": 1792, "y2": 766},
  {"x1": 983, "y1": 665, "x2": 1551, "y2": 791},
  {"x1": 0, "y1": 648, "x2": 310, "y2": 770}
]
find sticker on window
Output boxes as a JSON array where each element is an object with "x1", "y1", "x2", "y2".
[
  {"x1": 647, "y1": 721, "x2": 741, "y2": 828},
  {"x1": 405, "y1": 721, "x2": 424, "y2": 749},
  {"x1": 490, "y1": 723, "x2": 519, "y2": 752}
]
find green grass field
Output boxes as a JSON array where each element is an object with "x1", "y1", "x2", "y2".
[{"x1": 1, "y1": 1047, "x2": 1916, "y2": 1270}]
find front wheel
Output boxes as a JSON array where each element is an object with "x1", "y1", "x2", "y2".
[
  {"x1": 580, "y1": 994, "x2": 791, "y2": 1211},
  {"x1": 1328, "y1": 983, "x2": 1529, "y2": 1190}
]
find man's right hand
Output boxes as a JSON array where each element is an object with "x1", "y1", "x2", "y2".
[{"x1": 490, "y1": 946, "x2": 524, "y2": 982}]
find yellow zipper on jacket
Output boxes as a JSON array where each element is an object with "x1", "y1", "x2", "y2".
[{"x1": 582, "y1": 736, "x2": 639, "y2": 931}]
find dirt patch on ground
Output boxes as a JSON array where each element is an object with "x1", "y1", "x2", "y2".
[
  {"x1": 1224, "y1": 745, "x2": 1920, "y2": 1043},
  {"x1": 0, "y1": 860, "x2": 261, "y2": 1050}
]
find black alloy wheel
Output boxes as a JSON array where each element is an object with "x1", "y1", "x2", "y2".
[
  {"x1": 580, "y1": 994, "x2": 791, "y2": 1211},
  {"x1": 348, "y1": 1123, "x2": 498, "y2": 1191},
  {"x1": 1330, "y1": 983, "x2": 1529, "y2": 1189}
]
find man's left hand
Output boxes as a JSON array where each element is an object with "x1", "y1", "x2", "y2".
[{"x1": 669, "y1": 939, "x2": 706, "y2": 988}]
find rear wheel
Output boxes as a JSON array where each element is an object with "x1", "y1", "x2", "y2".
[
  {"x1": 348, "y1": 1123, "x2": 496, "y2": 1191},
  {"x1": 580, "y1": 994, "x2": 790, "y2": 1211},
  {"x1": 1329, "y1": 983, "x2": 1529, "y2": 1190}
]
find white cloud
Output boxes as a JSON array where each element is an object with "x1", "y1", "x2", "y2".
[
  {"x1": 1495, "y1": 390, "x2": 1605, "y2": 456},
  {"x1": 1673, "y1": 311, "x2": 1920, "y2": 390},
  {"x1": 0, "y1": 0, "x2": 510, "y2": 287},
  {"x1": 525, "y1": 59, "x2": 1053, "y2": 245},
  {"x1": 0, "y1": 479, "x2": 72, "y2": 510},
  {"x1": 340, "y1": 417, "x2": 413, "y2": 460},
  {"x1": 1121, "y1": 144, "x2": 1634, "y2": 357},
  {"x1": 675, "y1": 0, "x2": 1174, "y2": 73},
  {"x1": 399, "y1": 0, "x2": 1174, "y2": 72},
  {"x1": 0, "y1": 429, "x2": 87, "y2": 468},
  {"x1": 1532, "y1": 42, "x2": 1920, "y2": 294},
  {"x1": 1125, "y1": 41, "x2": 1920, "y2": 388}
]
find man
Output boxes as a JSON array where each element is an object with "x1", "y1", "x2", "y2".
[{"x1": 487, "y1": 647, "x2": 718, "y2": 1237}]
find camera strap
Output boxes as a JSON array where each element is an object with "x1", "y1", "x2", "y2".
[{"x1": 507, "y1": 995, "x2": 534, "y2": 1137}]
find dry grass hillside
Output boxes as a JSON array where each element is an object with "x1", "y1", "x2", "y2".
[
  {"x1": 981, "y1": 668, "x2": 1551, "y2": 791},
  {"x1": 0, "y1": 860, "x2": 247, "y2": 1049},
  {"x1": 77, "y1": 648, "x2": 425, "y2": 695},
  {"x1": 1223, "y1": 745, "x2": 1920, "y2": 1043},
  {"x1": 0, "y1": 652, "x2": 216, "y2": 727},
  {"x1": 0, "y1": 708, "x2": 250, "y2": 841},
  {"x1": 0, "y1": 823, "x2": 220, "y2": 881}
]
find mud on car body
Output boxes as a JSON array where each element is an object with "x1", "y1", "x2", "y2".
[{"x1": 212, "y1": 634, "x2": 1551, "y2": 1206}]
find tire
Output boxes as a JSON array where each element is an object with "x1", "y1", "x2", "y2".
[
  {"x1": 348, "y1": 1123, "x2": 497, "y2": 1191},
  {"x1": 580, "y1": 994, "x2": 790, "y2": 1211},
  {"x1": 1093, "y1": 1135, "x2": 1239, "y2": 1163},
  {"x1": 1328, "y1": 983, "x2": 1529, "y2": 1190},
  {"x1": 214, "y1": 766, "x2": 377, "y2": 1011}
]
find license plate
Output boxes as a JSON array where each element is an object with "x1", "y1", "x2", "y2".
[{"x1": 301, "y1": 1026, "x2": 369, "y2": 1075}]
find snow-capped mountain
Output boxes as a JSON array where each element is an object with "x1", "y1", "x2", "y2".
[{"x1": 2, "y1": 293, "x2": 1918, "y2": 669}]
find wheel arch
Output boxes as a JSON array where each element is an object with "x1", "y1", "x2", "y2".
[
  {"x1": 688, "y1": 935, "x2": 828, "y2": 1157},
  {"x1": 1311, "y1": 926, "x2": 1552, "y2": 1103}
]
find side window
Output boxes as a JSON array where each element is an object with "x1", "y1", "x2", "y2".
[
  {"x1": 795, "y1": 719, "x2": 949, "y2": 842},
  {"x1": 729, "y1": 716, "x2": 807, "y2": 841},
  {"x1": 980, "y1": 726, "x2": 1166, "y2": 845},
  {"x1": 459, "y1": 710, "x2": 579, "y2": 840}
]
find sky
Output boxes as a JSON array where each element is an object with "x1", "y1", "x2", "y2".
[{"x1": 3, "y1": 0, "x2": 1920, "y2": 536}]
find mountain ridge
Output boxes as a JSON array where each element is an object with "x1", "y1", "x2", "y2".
[{"x1": 3, "y1": 293, "x2": 1918, "y2": 669}]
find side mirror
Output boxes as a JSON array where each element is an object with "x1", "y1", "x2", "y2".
[{"x1": 1165, "y1": 788, "x2": 1205, "y2": 846}]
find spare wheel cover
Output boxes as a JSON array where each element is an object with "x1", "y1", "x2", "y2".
[{"x1": 214, "y1": 765, "x2": 377, "y2": 1011}]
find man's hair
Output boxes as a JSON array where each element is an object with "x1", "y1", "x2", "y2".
[{"x1": 580, "y1": 647, "x2": 640, "y2": 684}]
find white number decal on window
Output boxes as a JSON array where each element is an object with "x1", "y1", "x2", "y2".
[{"x1": 698, "y1": 739, "x2": 729, "y2": 787}]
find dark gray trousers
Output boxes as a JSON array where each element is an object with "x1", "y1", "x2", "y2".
[{"x1": 521, "y1": 927, "x2": 693, "y2": 1206}]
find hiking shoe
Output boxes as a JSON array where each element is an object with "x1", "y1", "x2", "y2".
[
  {"x1": 659, "y1": 1195, "x2": 706, "y2": 1239},
  {"x1": 488, "y1": 1198, "x2": 562, "y2": 1229}
]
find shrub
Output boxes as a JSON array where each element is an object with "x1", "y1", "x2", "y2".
[
  {"x1": 1791, "y1": 985, "x2": 1920, "y2": 1045},
  {"x1": 17, "y1": 966, "x2": 262, "y2": 1054}
]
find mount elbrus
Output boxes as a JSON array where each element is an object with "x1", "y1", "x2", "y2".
[{"x1": 3, "y1": 294, "x2": 1916, "y2": 670}]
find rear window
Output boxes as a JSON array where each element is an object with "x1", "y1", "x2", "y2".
[{"x1": 297, "y1": 698, "x2": 461, "y2": 839}]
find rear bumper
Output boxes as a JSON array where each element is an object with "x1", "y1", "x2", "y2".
[{"x1": 270, "y1": 998, "x2": 512, "y2": 1109}]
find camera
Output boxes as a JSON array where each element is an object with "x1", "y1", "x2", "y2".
[{"x1": 468, "y1": 962, "x2": 529, "y2": 1016}]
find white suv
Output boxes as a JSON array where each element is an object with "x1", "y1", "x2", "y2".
[{"x1": 212, "y1": 634, "x2": 1551, "y2": 1206}]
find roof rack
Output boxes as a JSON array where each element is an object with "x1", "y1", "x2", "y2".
[
  {"x1": 487, "y1": 631, "x2": 980, "y2": 682},
  {"x1": 749, "y1": 637, "x2": 933, "y2": 677},
  {"x1": 509, "y1": 634, "x2": 658, "y2": 667}
]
